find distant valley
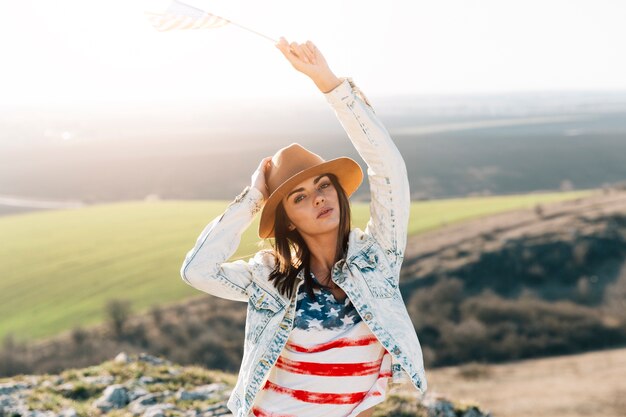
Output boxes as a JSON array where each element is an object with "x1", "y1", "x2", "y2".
[{"x1": 1, "y1": 90, "x2": 626, "y2": 216}]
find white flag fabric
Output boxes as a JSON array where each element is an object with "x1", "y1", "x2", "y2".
[{"x1": 145, "y1": 0, "x2": 230, "y2": 32}]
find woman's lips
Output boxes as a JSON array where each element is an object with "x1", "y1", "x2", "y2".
[{"x1": 317, "y1": 208, "x2": 333, "y2": 218}]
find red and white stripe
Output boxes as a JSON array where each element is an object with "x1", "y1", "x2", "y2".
[{"x1": 251, "y1": 320, "x2": 392, "y2": 417}]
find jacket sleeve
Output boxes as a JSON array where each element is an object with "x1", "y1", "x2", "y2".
[
  {"x1": 324, "y1": 77, "x2": 410, "y2": 278},
  {"x1": 390, "y1": 354, "x2": 411, "y2": 385},
  {"x1": 180, "y1": 185, "x2": 267, "y2": 302}
]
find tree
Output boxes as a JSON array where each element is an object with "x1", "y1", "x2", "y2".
[{"x1": 105, "y1": 299, "x2": 132, "y2": 339}]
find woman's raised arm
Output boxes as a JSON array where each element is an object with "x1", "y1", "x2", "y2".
[
  {"x1": 275, "y1": 37, "x2": 411, "y2": 281},
  {"x1": 324, "y1": 78, "x2": 411, "y2": 281}
]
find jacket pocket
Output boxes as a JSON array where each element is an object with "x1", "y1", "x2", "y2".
[
  {"x1": 351, "y1": 244, "x2": 397, "y2": 298},
  {"x1": 245, "y1": 282, "x2": 283, "y2": 344}
]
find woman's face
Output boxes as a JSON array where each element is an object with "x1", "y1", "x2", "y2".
[{"x1": 281, "y1": 173, "x2": 339, "y2": 237}]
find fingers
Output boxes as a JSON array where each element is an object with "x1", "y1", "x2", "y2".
[
  {"x1": 275, "y1": 37, "x2": 291, "y2": 59},
  {"x1": 257, "y1": 156, "x2": 271, "y2": 172},
  {"x1": 276, "y1": 38, "x2": 302, "y2": 65},
  {"x1": 290, "y1": 41, "x2": 310, "y2": 64},
  {"x1": 305, "y1": 40, "x2": 317, "y2": 51},
  {"x1": 275, "y1": 36, "x2": 288, "y2": 51},
  {"x1": 305, "y1": 40, "x2": 318, "y2": 63},
  {"x1": 276, "y1": 36, "x2": 316, "y2": 65},
  {"x1": 299, "y1": 42, "x2": 317, "y2": 64},
  {"x1": 302, "y1": 42, "x2": 316, "y2": 64},
  {"x1": 262, "y1": 156, "x2": 272, "y2": 170}
]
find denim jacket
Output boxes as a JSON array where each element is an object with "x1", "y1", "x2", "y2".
[{"x1": 180, "y1": 77, "x2": 427, "y2": 417}]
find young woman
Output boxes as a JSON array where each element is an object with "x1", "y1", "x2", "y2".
[{"x1": 181, "y1": 37, "x2": 427, "y2": 417}]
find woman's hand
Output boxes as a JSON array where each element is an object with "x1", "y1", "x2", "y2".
[
  {"x1": 250, "y1": 156, "x2": 273, "y2": 201},
  {"x1": 275, "y1": 36, "x2": 342, "y2": 93}
]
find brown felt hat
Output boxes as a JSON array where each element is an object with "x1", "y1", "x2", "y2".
[{"x1": 258, "y1": 143, "x2": 363, "y2": 239}]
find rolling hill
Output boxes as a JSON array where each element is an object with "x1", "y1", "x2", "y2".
[{"x1": 0, "y1": 189, "x2": 595, "y2": 343}]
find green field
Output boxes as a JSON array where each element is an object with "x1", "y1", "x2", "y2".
[{"x1": 0, "y1": 189, "x2": 596, "y2": 343}]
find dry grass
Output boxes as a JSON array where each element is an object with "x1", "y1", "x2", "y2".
[{"x1": 417, "y1": 346, "x2": 626, "y2": 417}]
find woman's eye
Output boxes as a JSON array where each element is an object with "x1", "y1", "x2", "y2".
[{"x1": 294, "y1": 183, "x2": 331, "y2": 203}]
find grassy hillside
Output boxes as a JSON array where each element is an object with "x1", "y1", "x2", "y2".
[
  {"x1": 407, "y1": 189, "x2": 599, "y2": 235},
  {"x1": 0, "y1": 189, "x2": 595, "y2": 343}
]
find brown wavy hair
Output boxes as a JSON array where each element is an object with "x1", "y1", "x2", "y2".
[{"x1": 266, "y1": 173, "x2": 352, "y2": 300}]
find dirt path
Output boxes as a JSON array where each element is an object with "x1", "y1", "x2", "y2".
[{"x1": 411, "y1": 346, "x2": 626, "y2": 417}]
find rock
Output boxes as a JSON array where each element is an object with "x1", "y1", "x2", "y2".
[
  {"x1": 128, "y1": 392, "x2": 166, "y2": 415},
  {"x1": 0, "y1": 383, "x2": 35, "y2": 417},
  {"x1": 142, "y1": 403, "x2": 177, "y2": 417},
  {"x1": 168, "y1": 368, "x2": 182, "y2": 376},
  {"x1": 427, "y1": 398, "x2": 455, "y2": 417},
  {"x1": 59, "y1": 407, "x2": 79, "y2": 417},
  {"x1": 143, "y1": 409, "x2": 165, "y2": 417},
  {"x1": 127, "y1": 387, "x2": 150, "y2": 402},
  {"x1": 83, "y1": 375, "x2": 115, "y2": 386},
  {"x1": 138, "y1": 352, "x2": 170, "y2": 366},
  {"x1": 139, "y1": 375, "x2": 157, "y2": 385},
  {"x1": 200, "y1": 402, "x2": 232, "y2": 416},
  {"x1": 55, "y1": 382, "x2": 75, "y2": 396},
  {"x1": 423, "y1": 393, "x2": 492, "y2": 417},
  {"x1": 21, "y1": 411, "x2": 56, "y2": 417},
  {"x1": 0, "y1": 382, "x2": 30, "y2": 395},
  {"x1": 462, "y1": 408, "x2": 491, "y2": 417},
  {"x1": 0, "y1": 393, "x2": 21, "y2": 412},
  {"x1": 92, "y1": 384, "x2": 130, "y2": 411},
  {"x1": 176, "y1": 383, "x2": 225, "y2": 401}
]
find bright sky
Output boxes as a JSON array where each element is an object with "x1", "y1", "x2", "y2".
[{"x1": 2, "y1": 0, "x2": 625, "y2": 107}]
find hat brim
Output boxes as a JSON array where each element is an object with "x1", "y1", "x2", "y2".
[{"x1": 258, "y1": 157, "x2": 363, "y2": 239}]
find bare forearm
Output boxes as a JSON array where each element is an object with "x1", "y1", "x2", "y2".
[{"x1": 313, "y1": 72, "x2": 342, "y2": 94}]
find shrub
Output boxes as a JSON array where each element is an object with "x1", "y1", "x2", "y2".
[{"x1": 105, "y1": 299, "x2": 132, "y2": 339}]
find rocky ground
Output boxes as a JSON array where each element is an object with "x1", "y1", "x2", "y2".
[{"x1": 0, "y1": 352, "x2": 491, "y2": 417}]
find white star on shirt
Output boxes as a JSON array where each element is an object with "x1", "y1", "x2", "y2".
[
  {"x1": 328, "y1": 307, "x2": 339, "y2": 317},
  {"x1": 324, "y1": 293, "x2": 335, "y2": 302},
  {"x1": 296, "y1": 309, "x2": 303, "y2": 317},
  {"x1": 297, "y1": 292, "x2": 306, "y2": 301},
  {"x1": 341, "y1": 315, "x2": 354, "y2": 326},
  {"x1": 308, "y1": 301, "x2": 323, "y2": 311},
  {"x1": 308, "y1": 318, "x2": 323, "y2": 329}
]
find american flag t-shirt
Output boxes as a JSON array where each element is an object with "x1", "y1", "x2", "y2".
[{"x1": 251, "y1": 274, "x2": 392, "y2": 417}]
